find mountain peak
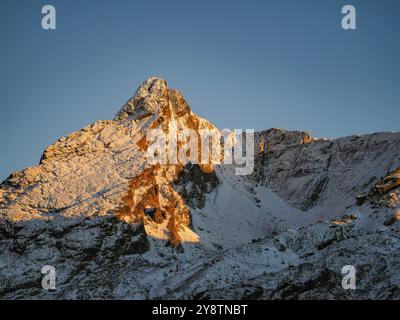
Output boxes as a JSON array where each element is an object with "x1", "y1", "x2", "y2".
[{"x1": 114, "y1": 76, "x2": 169, "y2": 121}]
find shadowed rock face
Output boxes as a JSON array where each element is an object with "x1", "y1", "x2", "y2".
[
  {"x1": 173, "y1": 163, "x2": 220, "y2": 209},
  {"x1": 252, "y1": 128, "x2": 400, "y2": 214},
  {"x1": 1, "y1": 77, "x2": 400, "y2": 299},
  {"x1": 0, "y1": 215, "x2": 149, "y2": 299}
]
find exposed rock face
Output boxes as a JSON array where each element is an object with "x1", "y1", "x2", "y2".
[
  {"x1": 1, "y1": 77, "x2": 400, "y2": 299},
  {"x1": 173, "y1": 163, "x2": 220, "y2": 209},
  {"x1": 0, "y1": 215, "x2": 149, "y2": 299},
  {"x1": 252, "y1": 129, "x2": 400, "y2": 215},
  {"x1": 114, "y1": 77, "x2": 169, "y2": 121}
]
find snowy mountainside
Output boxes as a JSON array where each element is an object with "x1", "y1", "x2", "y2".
[
  {"x1": 0, "y1": 77, "x2": 399, "y2": 299},
  {"x1": 252, "y1": 129, "x2": 400, "y2": 218}
]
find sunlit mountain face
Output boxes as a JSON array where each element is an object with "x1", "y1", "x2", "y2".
[{"x1": 1, "y1": 78, "x2": 400, "y2": 299}]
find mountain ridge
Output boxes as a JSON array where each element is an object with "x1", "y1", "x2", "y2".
[{"x1": 0, "y1": 77, "x2": 399, "y2": 299}]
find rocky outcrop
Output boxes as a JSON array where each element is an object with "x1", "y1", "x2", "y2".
[
  {"x1": 114, "y1": 77, "x2": 170, "y2": 121},
  {"x1": 173, "y1": 163, "x2": 220, "y2": 209},
  {"x1": 0, "y1": 215, "x2": 148, "y2": 299},
  {"x1": 252, "y1": 129, "x2": 400, "y2": 215}
]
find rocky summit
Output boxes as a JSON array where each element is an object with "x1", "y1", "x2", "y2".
[{"x1": 1, "y1": 77, "x2": 400, "y2": 299}]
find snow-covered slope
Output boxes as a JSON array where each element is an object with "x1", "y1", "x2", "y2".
[{"x1": 0, "y1": 77, "x2": 399, "y2": 299}]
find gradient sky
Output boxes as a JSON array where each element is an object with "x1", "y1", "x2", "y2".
[{"x1": 1, "y1": 0, "x2": 400, "y2": 181}]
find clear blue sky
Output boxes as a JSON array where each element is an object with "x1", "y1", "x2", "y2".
[{"x1": 1, "y1": 0, "x2": 400, "y2": 181}]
